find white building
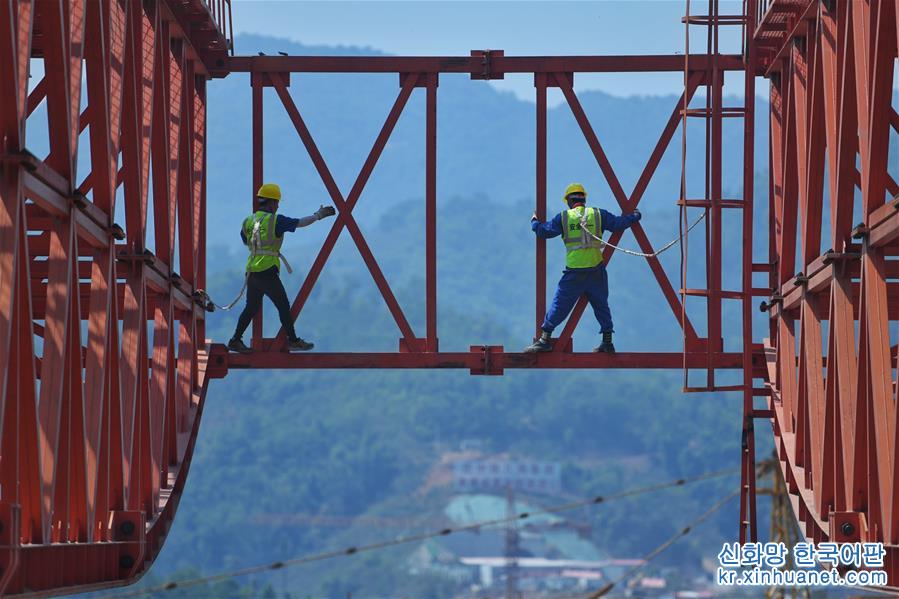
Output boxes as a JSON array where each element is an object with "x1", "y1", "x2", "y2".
[{"x1": 452, "y1": 459, "x2": 562, "y2": 494}]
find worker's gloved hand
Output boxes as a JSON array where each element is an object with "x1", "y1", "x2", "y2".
[
  {"x1": 531, "y1": 212, "x2": 539, "y2": 222},
  {"x1": 632, "y1": 209, "x2": 642, "y2": 221},
  {"x1": 315, "y1": 205, "x2": 336, "y2": 220}
]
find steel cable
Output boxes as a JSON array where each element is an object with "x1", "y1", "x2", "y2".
[{"x1": 101, "y1": 466, "x2": 739, "y2": 598}]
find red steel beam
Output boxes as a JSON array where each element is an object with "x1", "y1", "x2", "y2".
[
  {"x1": 219, "y1": 348, "x2": 748, "y2": 372},
  {"x1": 225, "y1": 54, "x2": 745, "y2": 74}
]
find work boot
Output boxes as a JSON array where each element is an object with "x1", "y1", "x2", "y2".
[
  {"x1": 227, "y1": 337, "x2": 252, "y2": 354},
  {"x1": 524, "y1": 331, "x2": 553, "y2": 353},
  {"x1": 287, "y1": 337, "x2": 314, "y2": 351},
  {"x1": 593, "y1": 331, "x2": 615, "y2": 353}
]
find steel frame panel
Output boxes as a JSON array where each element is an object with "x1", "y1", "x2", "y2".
[{"x1": 232, "y1": 56, "x2": 748, "y2": 370}]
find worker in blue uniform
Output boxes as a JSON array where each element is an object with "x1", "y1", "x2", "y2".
[
  {"x1": 525, "y1": 182, "x2": 641, "y2": 353},
  {"x1": 227, "y1": 183, "x2": 335, "y2": 354}
]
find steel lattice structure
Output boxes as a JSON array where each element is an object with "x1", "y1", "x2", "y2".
[
  {"x1": 756, "y1": 0, "x2": 899, "y2": 583},
  {"x1": 0, "y1": 0, "x2": 897, "y2": 595}
]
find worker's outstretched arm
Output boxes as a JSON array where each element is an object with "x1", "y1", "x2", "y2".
[
  {"x1": 600, "y1": 208, "x2": 641, "y2": 233},
  {"x1": 531, "y1": 212, "x2": 563, "y2": 239},
  {"x1": 275, "y1": 205, "x2": 336, "y2": 235}
]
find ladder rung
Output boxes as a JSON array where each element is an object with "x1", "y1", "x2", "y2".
[
  {"x1": 682, "y1": 14, "x2": 748, "y2": 25},
  {"x1": 752, "y1": 263, "x2": 772, "y2": 273},
  {"x1": 681, "y1": 107, "x2": 747, "y2": 118},
  {"x1": 678, "y1": 199, "x2": 745, "y2": 208},
  {"x1": 681, "y1": 288, "x2": 745, "y2": 299},
  {"x1": 683, "y1": 384, "x2": 746, "y2": 393}
]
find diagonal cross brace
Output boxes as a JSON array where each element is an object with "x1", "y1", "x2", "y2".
[
  {"x1": 270, "y1": 72, "x2": 420, "y2": 349},
  {"x1": 550, "y1": 72, "x2": 701, "y2": 349}
]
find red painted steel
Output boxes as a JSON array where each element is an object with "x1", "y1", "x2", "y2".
[
  {"x1": 1, "y1": 0, "x2": 761, "y2": 592},
  {"x1": 757, "y1": 0, "x2": 899, "y2": 589},
  {"x1": 12, "y1": 0, "x2": 899, "y2": 594},
  {"x1": 0, "y1": 0, "x2": 225, "y2": 594}
]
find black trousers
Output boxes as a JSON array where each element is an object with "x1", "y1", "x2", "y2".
[{"x1": 232, "y1": 266, "x2": 298, "y2": 341}]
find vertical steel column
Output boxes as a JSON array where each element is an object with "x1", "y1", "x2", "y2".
[
  {"x1": 535, "y1": 73, "x2": 547, "y2": 338},
  {"x1": 740, "y1": 0, "x2": 758, "y2": 545},
  {"x1": 251, "y1": 74, "x2": 263, "y2": 347},
  {"x1": 708, "y1": 0, "x2": 723, "y2": 388},
  {"x1": 198, "y1": 76, "x2": 208, "y2": 346},
  {"x1": 425, "y1": 73, "x2": 438, "y2": 351}
]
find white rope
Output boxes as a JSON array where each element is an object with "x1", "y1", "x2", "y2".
[
  {"x1": 208, "y1": 273, "x2": 249, "y2": 311},
  {"x1": 581, "y1": 211, "x2": 706, "y2": 258},
  {"x1": 204, "y1": 217, "x2": 293, "y2": 311}
]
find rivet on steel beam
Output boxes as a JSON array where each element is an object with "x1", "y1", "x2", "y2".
[
  {"x1": 793, "y1": 274, "x2": 808, "y2": 286},
  {"x1": 841, "y1": 521, "x2": 855, "y2": 536},
  {"x1": 119, "y1": 554, "x2": 135, "y2": 569},
  {"x1": 120, "y1": 520, "x2": 135, "y2": 537}
]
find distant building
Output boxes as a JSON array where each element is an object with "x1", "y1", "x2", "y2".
[
  {"x1": 408, "y1": 494, "x2": 632, "y2": 594},
  {"x1": 452, "y1": 459, "x2": 562, "y2": 495}
]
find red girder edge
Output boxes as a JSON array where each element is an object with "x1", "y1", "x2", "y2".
[{"x1": 2, "y1": 346, "x2": 214, "y2": 597}]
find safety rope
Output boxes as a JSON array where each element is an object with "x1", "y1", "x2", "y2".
[
  {"x1": 202, "y1": 216, "x2": 294, "y2": 312},
  {"x1": 579, "y1": 210, "x2": 706, "y2": 258},
  {"x1": 204, "y1": 273, "x2": 250, "y2": 312}
]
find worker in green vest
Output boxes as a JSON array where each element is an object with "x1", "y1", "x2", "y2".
[
  {"x1": 525, "y1": 182, "x2": 641, "y2": 353},
  {"x1": 227, "y1": 183, "x2": 335, "y2": 353}
]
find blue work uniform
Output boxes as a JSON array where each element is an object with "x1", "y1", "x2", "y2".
[{"x1": 532, "y1": 208, "x2": 640, "y2": 334}]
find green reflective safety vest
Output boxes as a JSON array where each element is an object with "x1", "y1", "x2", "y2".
[
  {"x1": 560, "y1": 206, "x2": 603, "y2": 269},
  {"x1": 242, "y1": 211, "x2": 283, "y2": 272}
]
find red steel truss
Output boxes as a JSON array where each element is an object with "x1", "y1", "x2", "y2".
[
  {"x1": 207, "y1": 51, "x2": 756, "y2": 376},
  {"x1": 755, "y1": 0, "x2": 899, "y2": 587},
  {"x1": 0, "y1": 0, "x2": 229, "y2": 594},
  {"x1": 7, "y1": 0, "x2": 899, "y2": 594}
]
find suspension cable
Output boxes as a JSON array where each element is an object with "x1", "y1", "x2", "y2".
[
  {"x1": 585, "y1": 489, "x2": 739, "y2": 598},
  {"x1": 101, "y1": 467, "x2": 739, "y2": 598}
]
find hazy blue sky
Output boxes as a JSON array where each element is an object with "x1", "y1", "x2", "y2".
[{"x1": 231, "y1": 1, "x2": 749, "y2": 102}]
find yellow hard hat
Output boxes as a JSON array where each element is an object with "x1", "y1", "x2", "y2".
[
  {"x1": 257, "y1": 183, "x2": 282, "y2": 201},
  {"x1": 563, "y1": 182, "x2": 587, "y2": 204}
]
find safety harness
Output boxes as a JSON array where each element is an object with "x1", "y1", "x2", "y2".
[
  {"x1": 247, "y1": 213, "x2": 294, "y2": 275},
  {"x1": 202, "y1": 212, "x2": 295, "y2": 312},
  {"x1": 561, "y1": 206, "x2": 604, "y2": 251}
]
